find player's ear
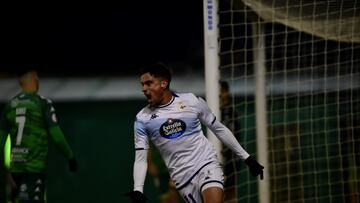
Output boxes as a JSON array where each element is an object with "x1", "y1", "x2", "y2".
[{"x1": 161, "y1": 80, "x2": 168, "y2": 89}]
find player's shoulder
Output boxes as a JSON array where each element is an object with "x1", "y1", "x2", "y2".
[
  {"x1": 135, "y1": 106, "x2": 153, "y2": 121},
  {"x1": 2, "y1": 93, "x2": 23, "y2": 111},
  {"x1": 175, "y1": 92, "x2": 204, "y2": 107},
  {"x1": 6, "y1": 92, "x2": 45, "y2": 108},
  {"x1": 37, "y1": 94, "x2": 53, "y2": 104},
  {"x1": 174, "y1": 92, "x2": 200, "y2": 101}
]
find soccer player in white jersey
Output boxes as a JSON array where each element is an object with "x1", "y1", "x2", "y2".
[{"x1": 126, "y1": 63, "x2": 264, "y2": 203}]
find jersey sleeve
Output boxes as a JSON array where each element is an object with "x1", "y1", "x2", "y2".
[
  {"x1": 41, "y1": 97, "x2": 74, "y2": 159},
  {"x1": 195, "y1": 96, "x2": 216, "y2": 127},
  {"x1": 49, "y1": 126, "x2": 74, "y2": 159},
  {"x1": 134, "y1": 118, "x2": 149, "y2": 150},
  {"x1": 41, "y1": 98, "x2": 59, "y2": 128},
  {"x1": 133, "y1": 116, "x2": 149, "y2": 192}
]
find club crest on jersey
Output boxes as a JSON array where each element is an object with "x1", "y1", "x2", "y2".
[
  {"x1": 159, "y1": 118, "x2": 186, "y2": 139},
  {"x1": 177, "y1": 102, "x2": 186, "y2": 110}
]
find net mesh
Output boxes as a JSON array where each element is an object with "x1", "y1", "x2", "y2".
[{"x1": 218, "y1": 0, "x2": 360, "y2": 202}]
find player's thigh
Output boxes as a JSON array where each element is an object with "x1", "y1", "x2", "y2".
[
  {"x1": 178, "y1": 162, "x2": 224, "y2": 203},
  {"x1": 12, "y1": 173, "x2": 46, "y2": 203},
  {"x1": 202, "y1": 187, "x2": 223, "y2": 203},
  {"x1": 177, "y1": 181, "x2": 201, "y2": 203},
  {"x1": 199, "y1": 162, "x2": 224, "y2": 203}
]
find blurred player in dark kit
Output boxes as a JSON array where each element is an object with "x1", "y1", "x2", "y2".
[
  {"x1": 0, "y1": 67, "x2": 78, "y2": 203},
  {"x1": 220, "y1": 81, "x2": 241, "y2": 203}
]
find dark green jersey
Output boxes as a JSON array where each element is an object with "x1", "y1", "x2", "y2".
[{"x1": 0, "y1": 91, "x2": 73, "y2": 173}]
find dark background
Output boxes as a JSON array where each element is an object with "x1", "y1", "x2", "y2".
[
  {"x1": 0, "y1": 2, "x2": 206, "y2": 202},
  {"x1": 0, "y1": 1, "x2": 205, "y2": 77}
]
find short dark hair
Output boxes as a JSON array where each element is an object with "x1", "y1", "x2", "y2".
[
  {"x1": 139, "y1": 62, "x2": 172, "y2": 83},
  {"x1": 220, "y1": 81, "x2": 229, "y2": 92}
]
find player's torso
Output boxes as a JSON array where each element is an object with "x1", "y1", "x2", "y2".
[
  {"x1": 6, "y1": 92, "x2": 49, "y2": 172},
  {"x1": 139, "y1": 93, "x2": 217, "y2": 185},
  {"x1": 145, "y1": 95, "x2": 203, "y2": 151}
]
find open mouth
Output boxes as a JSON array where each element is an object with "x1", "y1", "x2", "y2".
[{"x1": 144, "y1": 93, "x2": 152, "y2": 100}]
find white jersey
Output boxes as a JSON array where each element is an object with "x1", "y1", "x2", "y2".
[{"x1": 134, "y1": 92, "x2": 219, "y2": 189}]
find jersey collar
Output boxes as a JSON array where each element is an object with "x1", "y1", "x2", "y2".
[{"x1": 151, "y1": 92, "x2": 178, "y2": 109}]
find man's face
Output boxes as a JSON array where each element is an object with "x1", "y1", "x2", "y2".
[
  {"x1": 140, "y1": 73, "x2": 166, "y2": 106},
  {"x1": 220, "y1": 87, "x2": 229, "y2": 108}
]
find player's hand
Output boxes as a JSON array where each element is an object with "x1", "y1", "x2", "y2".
[
  {"x1": 125, "y1": 190, "x2": 148, "y2": 203},
  {"x1": 244, "y1": 156, "x2": 264, "y2": 179},
  {"x1": 68, "y1": 157, "x2": 78, "y2": 172}
]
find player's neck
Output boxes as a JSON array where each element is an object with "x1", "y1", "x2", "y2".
[{"x1": 160, "y1": 90, "x2": 173, "y2": 106}]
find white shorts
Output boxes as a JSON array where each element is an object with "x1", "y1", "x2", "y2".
[{"x1": 177, "y1": 162, "x2": 224, "y2": 203}]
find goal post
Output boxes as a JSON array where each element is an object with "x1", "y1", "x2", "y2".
[
  {"x1": 203, "y1": 0, "x2": 223, "y2": 163},
  {"x1": 252, "y1": 22, "x2": 270, "y2": 203}
]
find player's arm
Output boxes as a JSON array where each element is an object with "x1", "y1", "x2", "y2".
[
  {"x1": 126, "y1": 149, "x2": 148, "y2": 203},
  {"x1": 209, "y1": 120, "x2": 264, "y2": 179},
  {"x1": 48, "y1": 126, "x2": 74, "y2": 159},
  {"x1": 42, "y1": 98, "x2": 77, "y2": 171},
  {"x1": 196, "y1": 96, "x2": 264, "y2": 179},
  {"x1": 208, "y1": 119, "x2": 250, "y2": 160},
  {"x1": 125, "y1": 119, "x2": 148, "y2": 203},
  {"x1": 133, "y1": 149, "x2": 148, "y2": 193},
  {"x1": 48, "y1": 125, "x2": 78, "y2": 172}
]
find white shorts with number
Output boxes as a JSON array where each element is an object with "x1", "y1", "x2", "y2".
[{"x1": 177, "y1": 162, "x2": 224, "y2": 203}]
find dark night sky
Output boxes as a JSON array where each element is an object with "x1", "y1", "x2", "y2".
[{"x1": 0, "y1": 2, "x2": 205, "y2": 76}]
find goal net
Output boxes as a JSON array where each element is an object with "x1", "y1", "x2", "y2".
[{"x1": 218, "y1": 0, "x2": 360, "y2": 202}]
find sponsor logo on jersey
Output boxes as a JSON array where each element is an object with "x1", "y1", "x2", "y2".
[
  {"x1": 20, "y1": 184, "x2": 27, "y2": 192},
  {"x1": 12, "y1": 147, "x2": 29, "y2": 154},
  {"x1": 159, "y1": 118, "x2": 186, "y2": 139},
  {"x1": 17, "y1": 99, "x2": 33, "y2": 105},
  {"x1": 19, "y1": 183, "x2": 29, "y2": 200},
  {"x1": 11, "y1": 147, "x2": 29, "y2": 162}
]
